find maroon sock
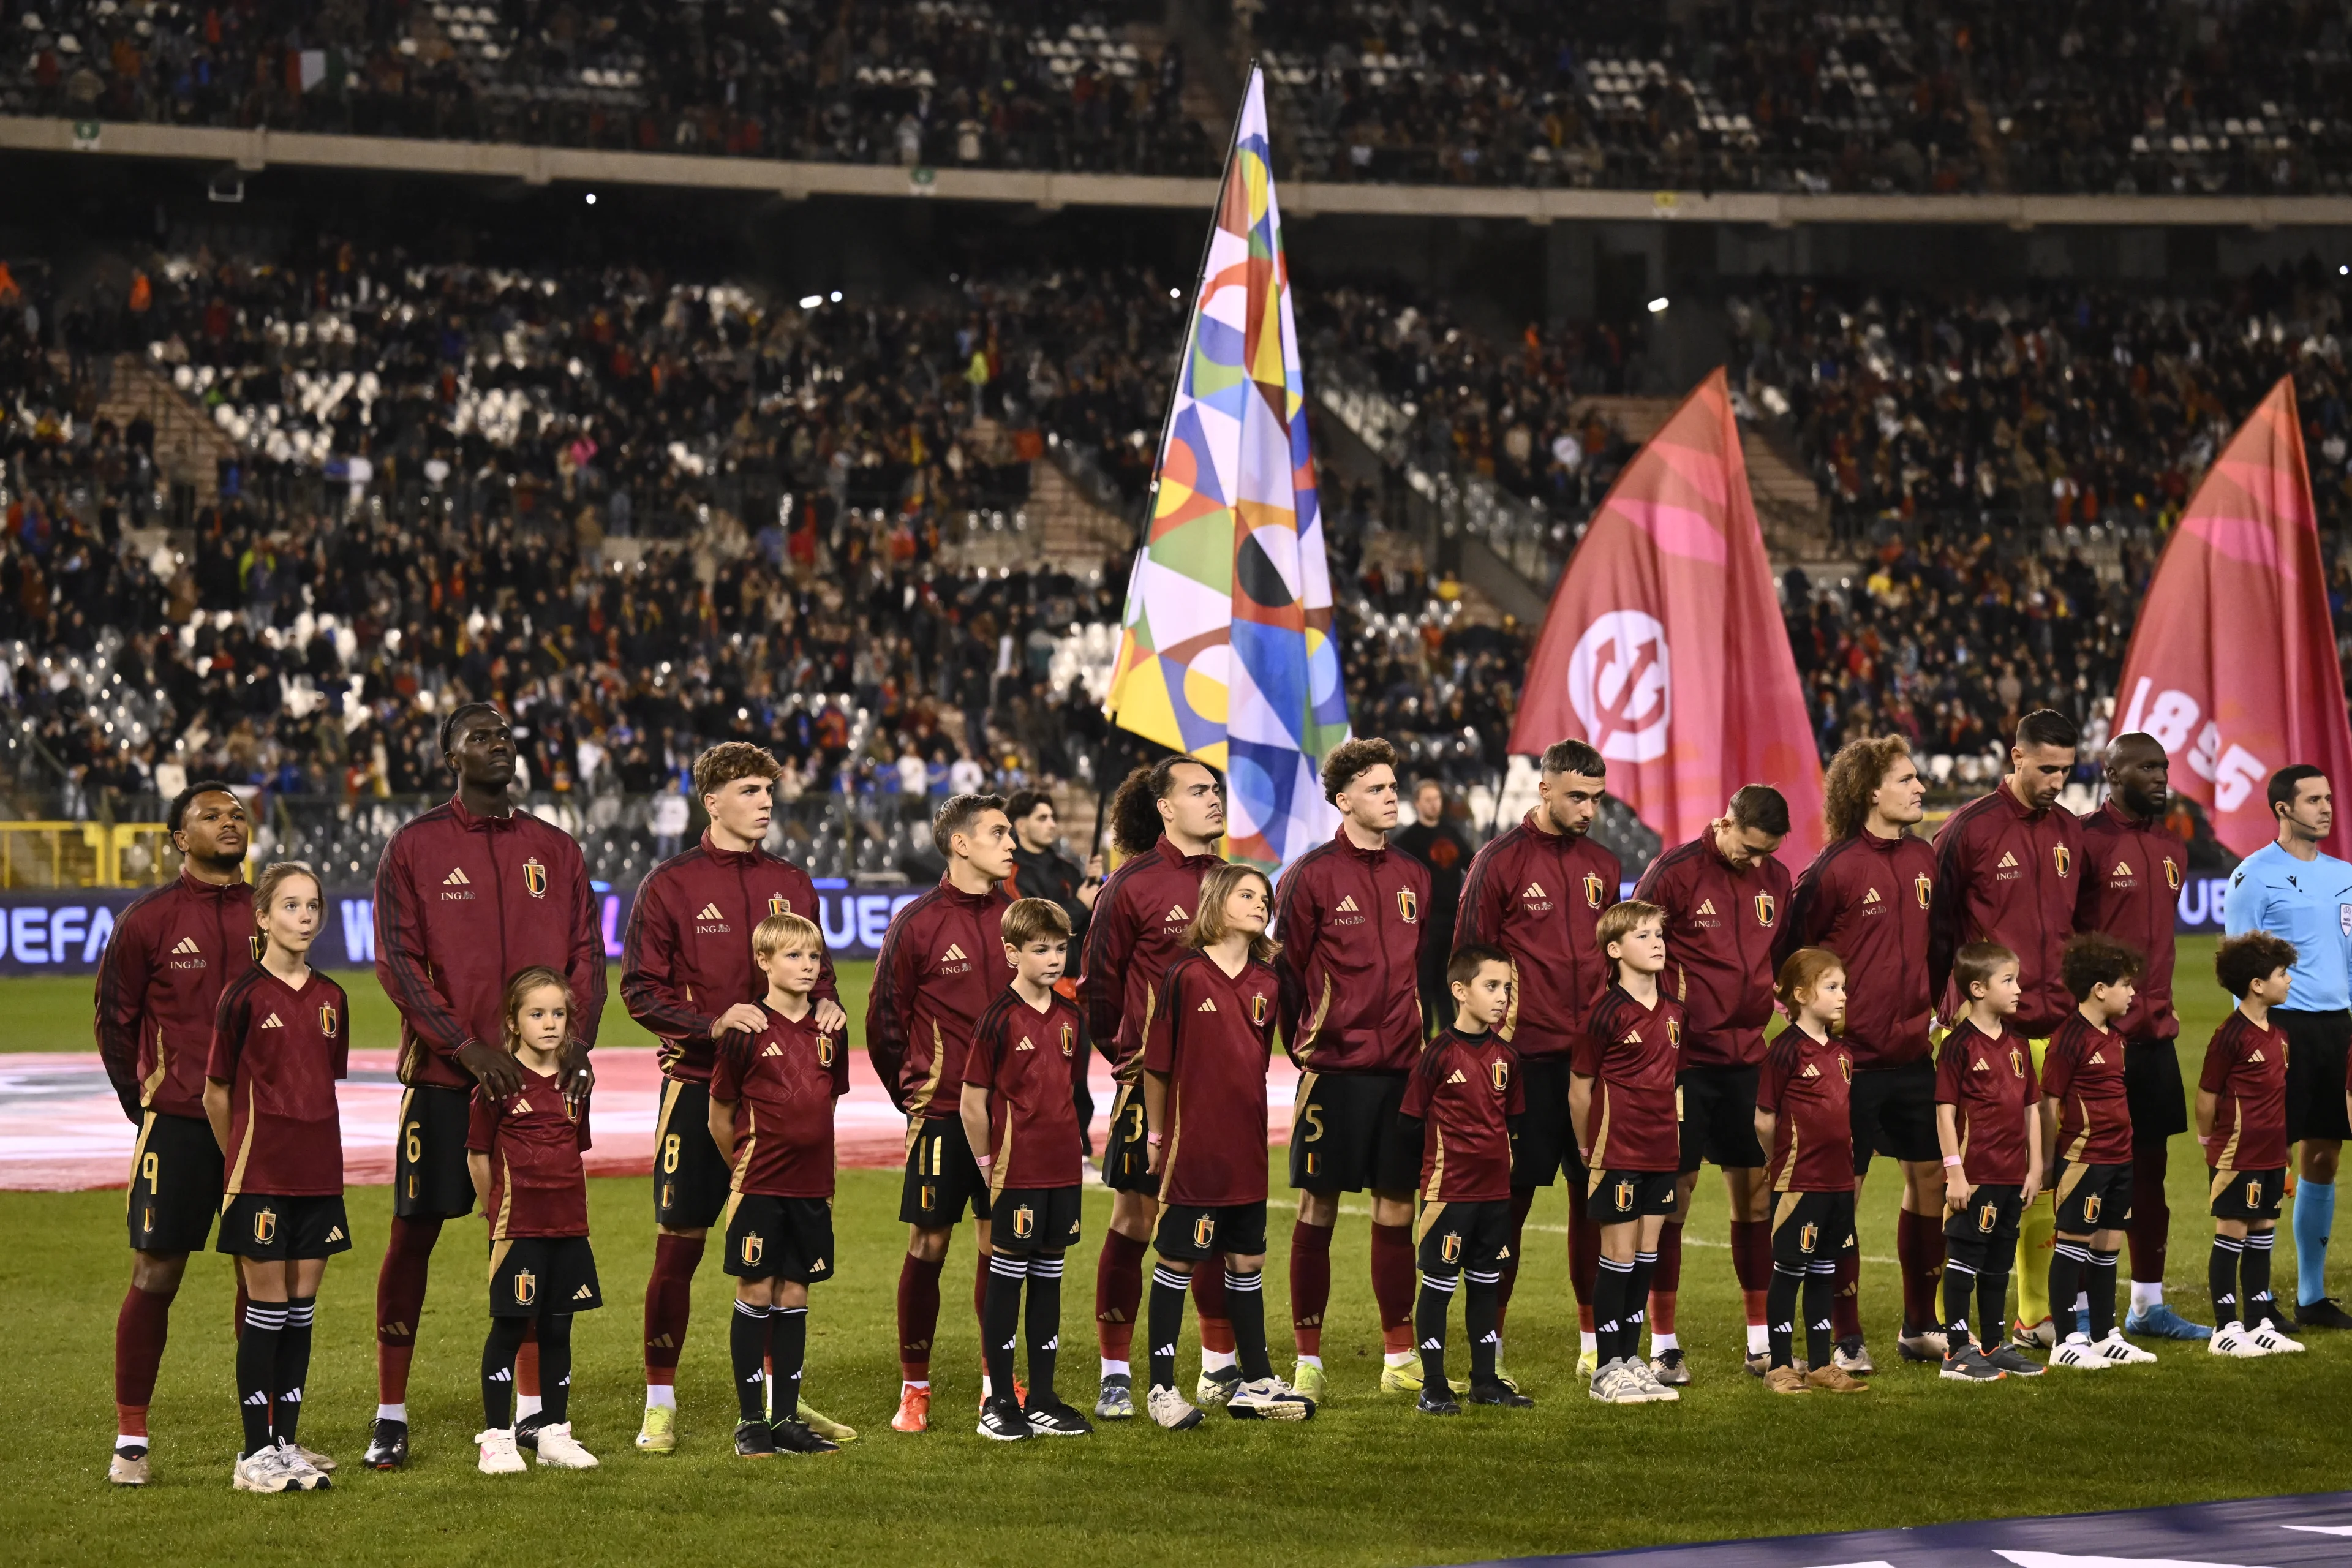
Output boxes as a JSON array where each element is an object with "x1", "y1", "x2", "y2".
[
  {"x1": 1371, "y1": 1221, "x2": 1417, "y2": 1354},
  {"x1": 1731, "y1": 1218, "x2": 1771, "y2": 1325},
  {"x1": 1649, "y1": 1219, "x2": 1684, "y2": 1335},
  {"x1": 115, "y1": 1285, "x2": 173, "y2": 1433},
  {"x1": 897, "y1": 1253, "x2": 945, "y2": 1380},
  {"x1": 1832, "y1": 1240, "x2": 1863, "y2": 1342},
  {"x1": 375, "y1": 1214, "x2": 442, "y2": 1404},
  {"x1": 1096, "y1": 1230, "x2": 1147, "y2": 1360},
  {"x1": 1896, "y1": 1208, "x2": 1945, "y2": 1332},
  {"x1": 1290, "y1": 1219, "x2": 1332, "y2": 1355},
  {"x1": 1192, "y1": 1256, "x2": 1235, "y2": 1354},
  {"x1": 2129, "y1": 1139, "x2": 2170, "y2": 1284},
  {"x1": 1498, "y1": 1188, "x2": 1537, "y2": 1330},
  {"x1": 642, "y1": 1232, "x2": 704, "y2": 1385}
]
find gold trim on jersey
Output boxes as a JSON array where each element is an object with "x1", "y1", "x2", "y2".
[
  {"x1": 1155, "y1": 1084, "x2": 1183, "y2": 1205},
  {"x1": 2062, "y1": 1098, "x2": 2090, "y2": 1166},
  {"x1": 1773, "y1": 1115, "x2": 1800, "y2": 1193},
  {"x1": 732, "y1": 1104, "x2": 758, "y2": 1193},
  {"x1": 125, "y1": 1112, "x2": 157, "y2": 1215},
  {"x1": 1500, "y1": 958, "x2": 1521, "y2": 1043},
  {"x1": 2054, "y1": 1159, "x2": 2090, "y2": 1210},
  {"x1": 1772, "y1": 1190, "x2": 1806, "y2": 1234},
  {"x1": 718, "y1": 1189, "x2": 744, "y2": 1237},
  {"x1": 2214, "y1": 1102, "x2": 2243, "y2": 1174},
  {"x1": 903, "y1": 1019, "x2": 946, "y2": 1121},
  {"x1": 492, "y1": 1152, "x2": 514, "y2": 1240},
  {"x1": 222, "y1": 1081, "x2": 258, "y2": 1199},
  {"x1": 990, "y1": 1115, "x2": 1015, "y2": 1203},
  {"x1": 1292, "y1": 975, "x2": 1333, "y2": 1066},
  {"x1": 1586, "y1": 1094, "x2": 1612, "y2": 1174},
  {"x1": 1415, "y1": 1196, "x2": 1447, "y2": 1245},
  {"x1": 1425, "y1": 1125, "x2": 1447, "y2": 1207},
  {"x1": 140, "y1": 1022, "x2": 168, "y2": 1106},
  {"x1": 487, "y1": 1236, "x2": 513, "y2": 1286}
]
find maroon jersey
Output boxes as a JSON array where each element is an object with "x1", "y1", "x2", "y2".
[
  {"x1": 1143, "y1": 950, "x2": 1279, "y2": 1207},
  {"x1": 95, "y1": 870, "x2": 258, "y2": 1120},
  {"x1": 1273, "y1": 826, "x2": 1431, "y2": 1074},
  {"x1": 1080, "y1": 837, "x2": 1222, "y2": 1079},
  {"x1": 710, "y1": 1003, "x2": 849, "y2": 1198},
  {"x1": 1574, "y1": 984, "x2": 1684, "y2": 1174},
  {"x1": 2200, "y1": 1011, "x2": 2289, "y2": 1172},
  {"x1": 1758, "y1": 1026, "x2": 1856, "y2": 1193},
  {"x1": 467, "y1": 1066, "x2": 593, "y2": 1238},
  {"x1": 2074, "y1": 803, "x2": 2184, "y2": 1043},
  {"x1": 622, "y1": 832, "x2": 840, "y2": 1084},
  {"x1": 1929, "y1": 786, "x2": 2085, "y2": 1037},
  {"x1": 1454, "y1": 813, "x2": 1623, "y2": 1060},
  {"x1": 965, "y1": 988, "x2": 1088, "y2": 1191},
  {"x1": 866, "y1": 878, "x2": 1014, "y2": 1119},
  {"x1": 374, "y1": 796, "x2": 606, "y2": 1089},
  {"x1": 209, "y1": 967, "x2": 350, "y2": 1198},
  {"x1": 1401, "y1": 1025, "x2": 1521, "y2": 1203},
  {"x1": 1934, "y1": 1018, "x2": 2040, "y2": 1186},
  {"x1": 2044, "y1": 1011, "x2": 2132, "y2": 1163},
  {"x1": 1633, "y1": 833, "x2": 1792, "y2": 1068},
  {"x1": 1776, "y1": 829, "x2": 1939, "y2": 1069}
]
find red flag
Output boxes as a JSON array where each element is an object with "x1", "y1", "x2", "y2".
[
  {"x1": 1510, "y1": 369, "x2": 1825, "y2": 862},
  {"x1": 2115, "y1": 376, "x2": 2352, "y2": 859}
]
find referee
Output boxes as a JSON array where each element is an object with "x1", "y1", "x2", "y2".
[{"x1": 2223, "y1": 764, "x2": 2352, "y2": 1332}]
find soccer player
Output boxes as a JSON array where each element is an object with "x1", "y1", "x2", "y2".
[
  {"x1": 467, "y1": 968, "x2": 601, "y2": 1473},
  {"x1": 97, "y1": 780, "x2": 256, "y2": 1485},
  {"x1": 1572, "y1": 900, "x2": 1684, "y2": 1406},
  {"x1": 1393, "y1": 779, "x2": 1476, "y2": 1026},
  {"x1": 1776, "y1": 734, "x2": 1937, "y2": 1374},
  {"x1": 205, "y1": 863, "x2": 349, "y2": 1494},
  {"x1": 709, "y1": 913, "x2": 851, "y2": 1457},
  {"x1": 1933, "y1": 943, "x2": 2046, "y2": 1382},
  {"x1": 1929, "y1": 709, "x2": 2085, "y2": 1353},
  {"x1": 1082, "y1": 757, "x2": 1231, "y2": 1418},
  {"x1": 1273, "y1": 737, "x2": 1433, "y2": 1401},
  {"x1": 1755, "y1": 948, "x2": 1868, "y2": 1395},
  {"x1": 1455, "y1": 738, "x2": 1620, "y2": 1380},
  {"x1": 2041, "y1": 932, "x2": 2158, "y2": 1370},
  {"x1": 1401, "y1": 943, "x2": 1532, "y2": 1415},
  {"x1": 2076, "y1": 732, "x2": 2208, "y2": 1340},
  {"x1": 1630, "y1": 784, "x2": 1793, "y2": 1382},
  {"x1": 1139, "y1": 864, "x2": 1315, "y2": 1427},
  {"x1": 2201, "y1": 932, "x2": 2305, "y2": 1357},
  {"x1": 368, "y1": 703, "x2": 605, "y2": 1469},
  {"x1": 2223, "y1": 765, "x2": 2352, "y2": 1332},
  {"x1": 867, "y1": 793, "x2": 1019, "y2": 1433},
  {"x1": 962, "y1": 899, "x2": 1093, "y2": 1440},
  {"x1": 620, "y1": 742, "x2": 848, "y2": 1451}
]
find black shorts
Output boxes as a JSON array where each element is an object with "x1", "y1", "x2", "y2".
[
  {"x1": 1511, "y1": 1055, "x2": 1579, "y2": 1188},
  {"x1": 1678, "y1": 1063, "x2": 1765, "y2": 1172},
  {"x1": 1770, "y1": 1189, "x2": 1856, "y2": 1266},
  {"x1": 2122, "y1": 1038, "x2": 2191, "y2": 1142},
  {"x1": 1586, "y1": 1168, "x2": 1678, "y2": 1223},
  {"x1": 2052, "y1": 1159, "x2": 2134, "y2": 1233},
  {"x1": 393, "y1": 1084, "x2": 477, "y2": 1219},
  {"x1": 1849, "y1": 1056, "x2": 1941, "y2": 1174},
  {"x1": 217, "y1": 1193, "x2": 353, "y2": 1261},
  {"x1": 1289, "y1": 1069, "x2": 1419, "y2": 1194},
  {"x1": 1943, "y1": 1181, "x2": 2025, "y2": 1252},
  {"x1": 2277, "y1": 1008, "x2": 2352, "y2": 1144},
  {"x1": 2210, "y1": 1166, "x2": 2286, "y2": 1223},
  {"x1": 488, "y1": 1234, "x2": 602, "y2": 1316},
  {"x1": 1415, "y1": 1196, "x2": 1513, "y2": 1273},
  {"x1": 126, "y1": 1111, "x2": 224, "y2": 1254},
  {"x1": 989, "y1": 1185, "x2": 1083, "y2": 1254},
  {"x1": 1101, "y1": 1080, "x2": 1155, "y2": 1194},
  {"x1": 722, "y1": 1193, "x2": 836, "y2": 1283},
  {"x1": 899, "y1": 1117, "x2": 989, "y2": 1227},
  {"x1": 654, "y1": 1077, "x2": 736, "y2": 1229},
  {"x1": 1155, "y1": 1199, "x2": 1268, "y2": 1261}
]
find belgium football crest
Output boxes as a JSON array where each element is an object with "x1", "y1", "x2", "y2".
[
  {"x1": 1977, "y1": 1202, "x2": 2000, "y2": 1234},
  {"x1": 1397, "y1": 888, "x2": 1419, "y2": 924},
  {"x1": 522, "y1": 857, "x2": 549, "y2": 898},
  {"x1": 2082, "y1": 1194, "x2": 2102, "y2": 1224},
  {"x1": 1839, "y1": 1054, "x2": 1852, "y2": 1082},
  {"x1": 816, "y1": 1033, "x2": 836, "y2": 1067},
  {"x1": 249, "y1": 933, "x2": 266, "y2": 962},
  {"x1": 1490, "y1": 1059, "x2": 1511, "y2": 1093},
  {"x1": 1583, "y1": 872, "x2": 1606, "y2": 909},
  {"x1": 1913, "y1": 874, "x2": 1932, "y2": 909},
  {"x1": 2008, "y1": 1047, "x2": 2025, "y2": 1078},
  {"x1": 2163, "y1": 858, "x2": 2182, "y2": 891},
  {"x1": 767, "y1": 894, "x2": 793, "y2": 917},
  {"x1": 513, "y1": 1268, "x2": 538, "y2": 1305},
  {"x1": 252, "y1": 1205, "x2": 277, "y2": 1244},
  {"x1": 1798, "y1": 1221, "x2": 1820, "y2": 1254},
  {"x1": 1193, "y1": 1215, "x2": 1216, "y2": 1249},
  {"x1": 2052, "y1": 845, "x2": 2071, "y2": 878},
  {"x1": 318, "y1": 1003, "x2": 339, "y2": 1037},
  {"x1": 1014, "y1": 1204, "x2": 1036, "y2": 1240},
  {"x1": 741, "y1": 1232, "x2": 764, "y2": 1267},
  {"x1": 1060, "y1": 1023, "x2": 1076, "y2": 1058},
  {"x1": 2248, "y1": 1178, "x2": 2264, "y2": 1208},
  {"x1": 1441, "y1": 1233, "x2": 1462, "y2": 1264},
  {"x1": 1754, "y1": 892, "x2": 1777, "y2": 927},
  {"x1": 1667, "y1": 1019, "x2": 1681, "y2": 1049},
  {"x1": 1251, "y1": 992, "x2": 1269, "y2": 1024},
  {"x1": 1614, "y1": 1178, "x2": 1635, "y2": 1212}
]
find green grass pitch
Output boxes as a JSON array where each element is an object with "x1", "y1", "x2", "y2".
[{"x1": 6, "y1": 940, "x2": 2351, "y2": 1566}]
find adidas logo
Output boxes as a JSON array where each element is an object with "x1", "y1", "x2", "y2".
[
  {"x1": 1972, "y1": 1057, "x2": 1992, "y2": 1072},
  {"x1": 2089, "y1": 1050, "x2": 2107, "y2": 1065},
  {"x1": 260, "y1": 1013, "x2": 284, "y2": 1029},
  {"x1": 1336, "y1": 895, "x2": 1360, "y2": 912},
  {"x1": 2250, "y1": 1049, "x2": 2267, "y2": 1063},
  {"x1": 761, "y1": 1042, "x2": 783, "y2": 1057},
  {"x1": 443, "y1": 867, "x2": 472, "y2": 886},
  {"x1": 1166, "y1": 905, "x2": 1190, "y2": 922},
  {"x1": 573, "y1": 1284, "x2": 594, "y2": 1301},
  {"x1": 325, "y1": 1226, "x2": 345, "y2": 1243},
  {"x1": 1863, "y1": 886, "x2": 1883, "y2": 905},
  {"x1": 1446, "y1": 1069, "x2": 1467, "y2": 1084},
  {"x1": 943, "y1": 943, "x2": 968, "y2": 962},
  {"x1": 244, "y1": 1390, "x2": 270, "y2": 1407},
  {"x1": 1997, "y1": 851, "x2": 2019, "y2": 870},
  {"x1": 2113, "y1": 860, "x2": 2133, "y2": 877},
  {"x1": 172, "y1": 937, "x2": 201, "y2": 956},
  {"x1": 1800, "y1": 1062, "x2": 1820, "y2": 1077},
  {"x1": 810, "y1": 1258, "x2": 825, "y2": 1270},
  {"x1": 698, "y1": 903, "x2": 725, "y2": 920},
  {"x1": 1016, "y1": 1036, "x2": 1036, "y2": 1052},
  {"x1": 1521, "y1": 881, "x2": 1546, "y2": 899},
  {"x1": 1695, "y1": 898, "x2": 1717, "y2": 916},
  {"x1": 1197, "y1": 997, "x2": 1218, "y2": 1012},
  {"x1": 1623, "y1": 1028, "x2": 1642, "y2": 1044}
]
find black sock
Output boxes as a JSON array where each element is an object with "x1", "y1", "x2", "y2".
[
  {"x1": 2087, "y1": 1248, "x2": 2119, "y2": 1340},
  {"x1": 1766, "y1": 1262, "x2": 1803, "y2": 1370},
  {"x1": 1978, "y1": 1270, "x2": 2010, "y2": 1348},
  {"x1": 481, "y1": 1316, "x2": 527, "y2": 1431},
  {"x1": 1147, "y1": 1264, "x2": 1189, "y2": 1392},
  {"x1": 770, "y1": 1305, "x2": 807, "y2": 1419},
  {"x1": 1415, "y1": 1270, "x2": 1457, "y2": 1392},
  {"x1": 1942, "y1": 1253, "x2": 1978, "y2": 1348},
  {"x1": 274, "y1": 1296, "x2": 314, "y2": 1446},
  {"x1": 1024, "y1": 1253, "x2": 1063, "y2": 1406},
  {"x1": 1594, "y1": 1256, "x2": 1634, "y2": 1363},
  {"x1": 2048, "y1": 1243, "x2": 2089, "y2": 1336},
  {"x1": 1224, "y1": 1266, "x2": 1272, "y2": 1382},
  {"x1": 2211, "y1": 1237, "x2": 2243, "y2": 1325},
  {"x1": 1627, "y1": 1250, "x2": 1657, "y2": 1359},
  {"x1": 1803, "y1": 1261, "x2": 1835, "y2": 1370},
  {"x1": 2244, "y1": 1230, "x2": 2278, "y2": 1329},
  {"x1": 1464, "y1": 1269, "x2": 1501, "y2": 1383},
  {"x1": 983, "y1": 1251, "x2": 1025, "y2": 1402},
  {"x1": 539, "y1": 1312, "x2": 574, "y2": 1425},
  {"x1": 238, "y1": 1301, "x2": 285, "y2": 1455},
  {"x1": 731, "y1": 1300, "x2": 771, "y2": 1423}
]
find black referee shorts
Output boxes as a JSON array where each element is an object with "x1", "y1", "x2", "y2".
[{"x1": 2277, "y1": 1008, "x2": 2352, "y2": 1144}]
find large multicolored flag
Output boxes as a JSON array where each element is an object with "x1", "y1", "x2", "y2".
[
  {"x1": 1508, "y1": 370, "x2": 1826, "y2": 862},
  {"x1": 1104, "y1": 64, "x2": 1347, "y2": 869},
  {"x1": 2116, "y1": 377, "x2": 2352, "y2": 859}
]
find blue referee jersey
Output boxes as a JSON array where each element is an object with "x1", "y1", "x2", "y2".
[{"x1": 2224, "y1": 840, "x2": 2352, "y2": 1012}]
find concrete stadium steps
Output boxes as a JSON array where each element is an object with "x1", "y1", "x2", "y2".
[
  {"x1": 64, "y1": 352, "x2": 236, "y2": 507},
  {"x1": 1358, "y1": 527, "x2": 1510, "y2": 627},
  {"x1": 1569, "y1": 393, "x2": 1831, "y2": 562},
  {"x1": 936, "y1": 422, "x2": 1134, "y2": 575}
]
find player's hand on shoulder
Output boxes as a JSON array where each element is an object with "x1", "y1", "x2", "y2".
[
  {"x1": 458, "y1": 1038, "x2": 524, "y2": 1096},
  {"x1": 559, "y1": 1039, "x2": 595, "y2": 1103},
  {"x1": 715, "y1": 1002, "x2": 770, "y2": 1038},
  {"x1": 813, "y1": 997, "x2": 848, "y2": 1033}
]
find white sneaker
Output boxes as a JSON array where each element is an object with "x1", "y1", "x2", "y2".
[
  {"x1": 2049, "y1": 1334, "x2": 2108, "y2": 1370},
  {"x1": 1146, "y1": 1385, "x2": 1204, "y2": 1431},
  {"x1": 1588, "y1": 1359, "x2": 1648, "y2": 1404},
  {"x1": 533, "y1": 1422, "x2": 600, "y2": 1468},
  {"x1": 2209, "y1": 1322, "x2": 2266, "y2": 1358},
  {"x1": 274, "y1": 1439, "x2": 331, "y2": 1491},
  {"x1": 1226, "y1": 1376, "x2": 1316, "y2": 1421},
  {"x1": 2094, "y1": 1330, "x2": 2158, "y2": 1365},
  {"x1": 2250, "y1": 1323, "x2": 2307, "y2": 1354},
  {"x1": 232, "y1": 1445, "x2": 295, "y2": 1493},
  {"x1": 475, "y1": 1427, "x2": 527, "y2": 1474},
  {"x1": 1627, "y1": 1356, "x2": 1678, "y2": 1403}
]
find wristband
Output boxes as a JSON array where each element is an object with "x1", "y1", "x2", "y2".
[
  {"x1": 973, "y1": 1153, "x2": 993, "y2": 1174},
  {"x1": 1942, "y1": 1156, "x2": 1963, "y2": 1169},
  {"x1": 1147, "y1": 1133, "x2": 1163, "y2": 1147}
]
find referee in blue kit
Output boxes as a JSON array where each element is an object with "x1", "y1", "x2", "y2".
[{"x1": 2225, "y1": 764, "x2": 2352, "y2": 1331}]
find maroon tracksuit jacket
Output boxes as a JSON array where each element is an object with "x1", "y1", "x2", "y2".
[
  {"x1": 373, "y1": 796, "x2": 606, "y2": 1088},
  {"x1": 2074, "y1": 802, "x2": 2183, "y2": 1044},
  {"x1": 1273, "y1": 824, "x2": 1431, "y2": 1074},
  {"x1": 95, "y1": 871, "x2": 258, "y2": 1120},
  {"x1": 1632, "y1": 832, "x2": 1792, "y2": 1069},
  {"x1": 1929, "y1": 786, "x2": 2084, "y2": 1038},
  {"x1": 1079, "y1": 836, "x2": 1222, "y2": 1080},
  {"x1": 622, "y1": 831, "x2": 840, "y2": 1084},
  {"x1": 1453, "y1": 812, "x2": 1621, "y2": 1060},
  {"x1": 865, "y1": 877, "x2": 1014, "y2": 1118},
  {"x1": 1776, "y1": 829, "x2": 1938, "y2": 1069}
]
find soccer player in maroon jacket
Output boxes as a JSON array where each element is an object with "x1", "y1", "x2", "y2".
[
  {"x1": 1931, "y1": 708, "x2": 2086, "y2": 1352},
  {"x1": 1755, "y1": 949, "x2": 1868, "y2": 1396},
  {"x1": 366, "y1": 703, "x2": 605, "y2": 1470},
  {"x1": 1454, "y1": 737, "x2": 1619, "y2": 1378},
  {"x1": 97, "y1": 780, "x2": 255, "y2": 1486},
  {"x1": 2076, "y1": 733, "x2": 2207, "y2": 1340},
  {"x1": 1273, "y1": 737, "x2": 1433, "y2": 1403},
  {"x1": 620, "y1": 742, "x2": 845, "y2": 1451},
  {"x1": 867, "y1": 793, "x2": 1018, "y2": 1433},
  {"x1": 1933, "y1": 943, "x2": 2046, "y2": 1382},
  {"x1": 1630, "y1": 783, "x2": 1792, "y2": 1384},
  {"x1": 2201, "y1": 932, "x2": 2303, "y2": 1357},
  {"x1": 1080, "y1": 756, "x2": 1231, "y2": 1419},
  {"x1": 1775, "y1": 734, "x2": 1938, "y2": 1374}
]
